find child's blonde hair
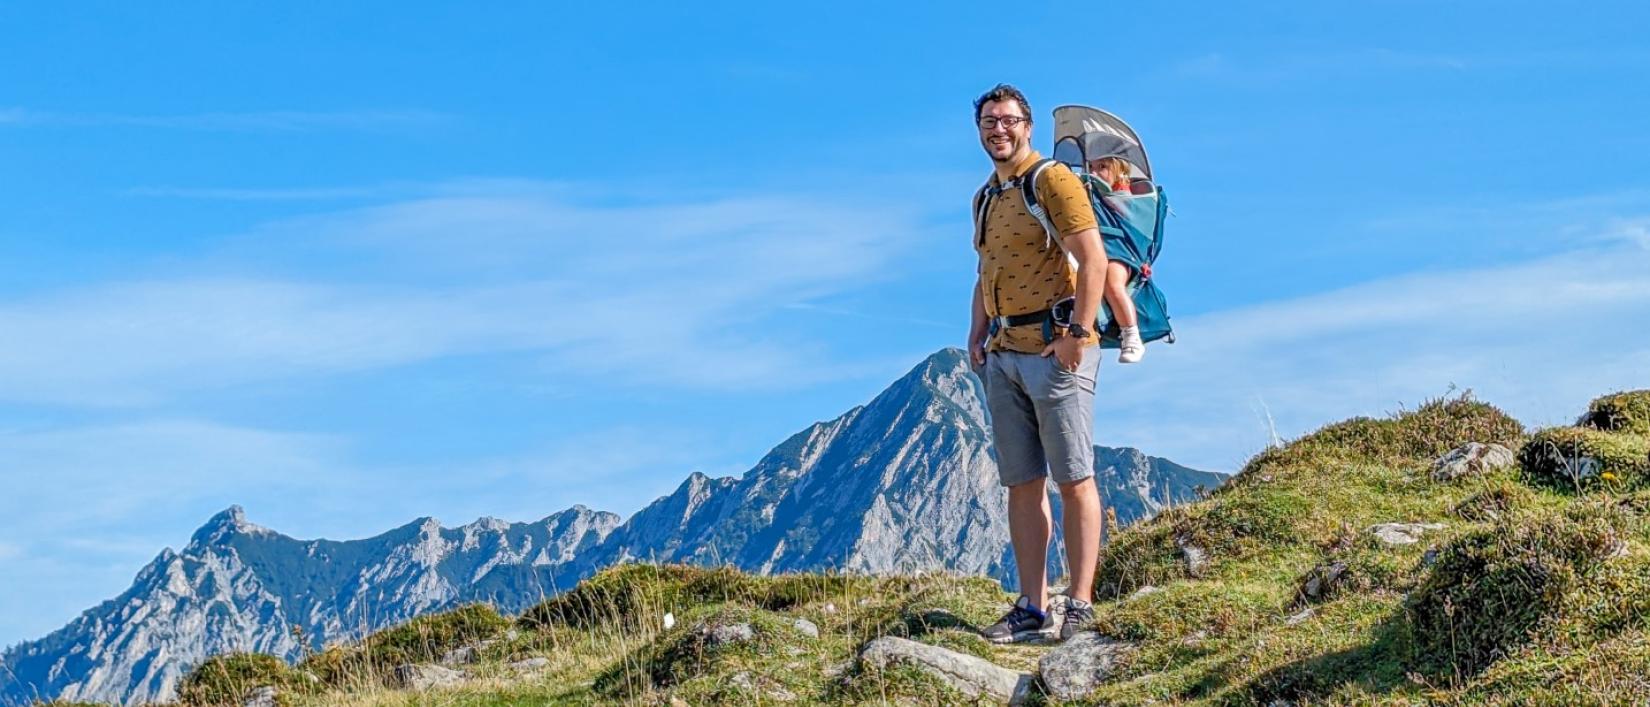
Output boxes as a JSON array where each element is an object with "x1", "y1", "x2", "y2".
[{"x1": 1086, "y1": 156, "x2": 1132, "y2": 190}]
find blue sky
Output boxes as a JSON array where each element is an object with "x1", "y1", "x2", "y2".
[{"x1": 4, "y1": 1, "x2": 1650, "y2": 646}]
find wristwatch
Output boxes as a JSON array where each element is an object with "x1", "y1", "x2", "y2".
[{"x1": 1065, "y1": 322, "x2": 1091, "y2": 339}]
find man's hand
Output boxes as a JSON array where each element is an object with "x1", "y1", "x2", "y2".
[
  {"x1": 968, "y1": 329, "x2": 988, "y2": 367},
  {"x1": 1040, "y1": 333, "x2": 1084, "y2": 371}
]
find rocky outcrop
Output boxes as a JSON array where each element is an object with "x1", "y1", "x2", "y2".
[{"x1": 859, "y1": 637, "x2": 1034, "y2": 705}]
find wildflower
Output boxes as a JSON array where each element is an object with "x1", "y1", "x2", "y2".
[{"x1": 1602, "y1": 472, "x2": 1619, "y2": 481}]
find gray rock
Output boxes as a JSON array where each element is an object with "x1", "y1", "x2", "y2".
[
  {"x1": 1037, "y1": 633, "x2": 1133, "y2": 701},
  {"x1": 1176, "y1": 535, "x2": 1210, "y2": 577},
  {"x1": 1127, "y1": 586, "x2": 1161, "y2": 601},
  {"x1": 792, "y1": 617, "x2": 819, "y2": 639},
  {"x1": 509, "y1": 657, "x2": 550, "y2": 672},
  {"x1": 439, "y1": 645, "x2": 477, "y2": 666},
  {"x1": 391, "y1": 663, "x2": 464, "y2": 691},
  {"x1": 1299, "y1": 561, "x2": 1348, "y2": 602},
  {"x1": 1432, "y1": 443, "x2": 1516, "y2": 481},
  {"x1": 860, "y1": 636, "x2": 1034, "y2": 705},
  {"x1": 1369, "y1": 522, "x2": 1446, "y2": 546},
  {"x1": 243, "y1": 686, "x2": 278, "y2": 707},
  {"x1": 705, "y1": 622, "x2": 756, "y2": 647},
  {"x1": 1285, "y1": 607, "x2": 1315, "y2": 625}
]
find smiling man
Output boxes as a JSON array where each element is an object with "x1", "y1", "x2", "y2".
[{"x1": 967, "y1": 84, "x2": 1109, "y2": 643}]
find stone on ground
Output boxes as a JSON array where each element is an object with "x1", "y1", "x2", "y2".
[
  {"x1": 1037, "y1": 633, "x2": 1134, "y2": 701},
  {"x1": 859, "y1": 636, "x2": 1034, "y2": 705},
  {"x1": 1368, "y1": 522, "x2": 1446, "y2": 545},
  {"x1": 242, "y1": 686, "x2": 278, "y2": 707},
  {"x1": 1432, "y1": 442, "x2": 1516, "y2": 481},
  {"x1": 391, "y1": 663, "x2": 464, "y2": 691}
]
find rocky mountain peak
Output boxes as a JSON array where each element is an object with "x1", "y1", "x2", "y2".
[{"x1": 185, "y1": 504, "x2": 267, "y2": 548}]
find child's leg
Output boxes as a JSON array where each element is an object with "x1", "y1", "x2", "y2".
[{"x1": 1105, "y1": 261, "x2": 1137, "y2": 328}]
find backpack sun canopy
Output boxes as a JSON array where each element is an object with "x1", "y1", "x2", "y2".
[{"x1": 1051, "y1": 104, "x2": 1153, "y2": 181}]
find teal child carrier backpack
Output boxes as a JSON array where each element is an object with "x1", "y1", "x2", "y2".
[{"x1": 1016, "y1": 105, "x2": 1176, "y2": 349}]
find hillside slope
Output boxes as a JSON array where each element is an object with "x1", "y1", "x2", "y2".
[{"x1": 158, "y1": 390, "x2": 1650, "y2": 706}]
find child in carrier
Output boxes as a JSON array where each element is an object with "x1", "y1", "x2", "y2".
[{"x1": 1085, "y1": 155, "x2": 1147, "y2": 363}]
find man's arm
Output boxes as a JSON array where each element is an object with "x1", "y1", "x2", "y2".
[
  {"x1": 969, "y1": 275, "x2": 990, "y2": 366},
  {"x1": 1062, "y1": 227, "x2": 1107, "y2": 341}
]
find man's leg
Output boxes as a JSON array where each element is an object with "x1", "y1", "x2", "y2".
[
  {"x1": 1007, "y1": 477, "x2": 1052, "y2": 611},
  {"x1": 1057, "y1": 477, "x2": 1103, "y2": 603}
]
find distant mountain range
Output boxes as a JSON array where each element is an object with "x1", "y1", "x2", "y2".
[{"x1": 0, "y1": 348, "x2": 1225, "y2": 705}]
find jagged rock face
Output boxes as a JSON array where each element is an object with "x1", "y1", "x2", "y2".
[
  {"x1": 0, "y1": 348, "x2": 1222, "y2": 706},
  {"x1": 0, "y1": 505, "x2": 618, "y2": 706}
]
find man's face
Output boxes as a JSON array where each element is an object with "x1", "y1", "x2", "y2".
[{"x1": 977, "y1": 99, "x2": 1031, "y2": 163}]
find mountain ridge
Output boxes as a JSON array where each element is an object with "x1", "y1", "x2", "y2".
[{"x1": 0, "y1": 347, "x2": 1224, "y2": 705}]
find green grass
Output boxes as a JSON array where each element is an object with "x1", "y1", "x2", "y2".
[{"x1": 152, "y1": 392, "x2": 1650, "y2": 706}]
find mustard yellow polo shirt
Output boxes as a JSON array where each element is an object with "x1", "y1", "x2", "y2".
[{"x1": 975, "y1": 151, "x2": 1099, "y2": 354}]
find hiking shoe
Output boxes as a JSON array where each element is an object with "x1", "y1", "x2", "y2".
[
  {"x1": 1118, "y1": 331, "x2": 1145, "y2": 364},
  {"x1": 1059, "y1": 596, "x2": 1095, "y2": 640},
  {"x1": 981, "y1": 596, "x2": 1054, "y2": 644}
]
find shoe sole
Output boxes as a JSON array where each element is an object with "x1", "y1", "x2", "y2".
[{"x1": 983, "y1": 627, "x2": 1056, "y2": 645}]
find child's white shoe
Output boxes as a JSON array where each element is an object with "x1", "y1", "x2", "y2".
[{"x1": 1118, "y1": 328, "x2": 1145, "y2": 364}]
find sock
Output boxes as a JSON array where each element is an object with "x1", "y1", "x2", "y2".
[{"x1": 1121, "y1": 326, "x2": 1139, "y2": 338}]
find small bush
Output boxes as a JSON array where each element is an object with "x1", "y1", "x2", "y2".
[
  {"x1": 1518, "y1": 427, "x2": 1650, "y2": 491},
  {"x1": 1390, "y1": 396, "x2": 1525, "y2": 460},
  {"x1": 591, "y1": 607, "x2": 813, "y2": 699},
  {"x1": 1579, "y1": 390, "x2": 1650, "y2": 435},
  {"x1": 178, "y1": 653, "x2": 313, "y2": 706},
  {"x1": 519, "y1": 563, "x2": 862, "y2": 631},
  {"x1": 299, "y1": 603, "x2": 507, "y2": 686},
  {"x1": 1404, "y1": 501, "x2": 1630, "y2": 678}
]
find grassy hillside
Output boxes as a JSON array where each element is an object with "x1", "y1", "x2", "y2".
[{"x1": 94, "y1": 391, "x2": 1650, "y2": 706}]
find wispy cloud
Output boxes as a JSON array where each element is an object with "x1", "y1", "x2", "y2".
[
  {"x1": 120, "y1": 185, "x2": 395, "y2": 201},
  {"x1": 0, "y1": 108, "x2": 448, "y2": 132},
  {"x1": 0, "y1": 186, "x2": 931, "y2": 405},
  {"x1": 1099, "y1": 236, "x2": 1650, "y2": 472}
]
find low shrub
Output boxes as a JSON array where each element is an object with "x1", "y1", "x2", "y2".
[
  {"x1": 177, "y1": 652, "x2": 313, "y2": 706},
  {"x1": 1404, "y1": 501, "x2": 1630, "y2": 678},
  {"x1": 1579, "y1": 390, "x2": 1650, "y2": 435},
  {"x1": 1518, "y1": 427, "x2": 1650, "y2": 491}
]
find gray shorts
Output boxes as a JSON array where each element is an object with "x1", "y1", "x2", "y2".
[{"x1": 972, "y1": 348, "x2": 1099, "y2": 487}]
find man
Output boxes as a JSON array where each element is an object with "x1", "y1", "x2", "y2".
[{"x1": 968, "y1": 84, "x2": 1108, "y2": 643}]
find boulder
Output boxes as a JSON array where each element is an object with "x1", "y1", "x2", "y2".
[
  {"x1": 1127, "y1": 585, "x2": 1161, "y2": 601},
  {"x1": 1036, "y1": 633, "x2": 1133, "y2": 701},
  {"x1": 859, "y1": 636, "x2": 1034, "y2": 705},
  {"x1": 1368, "y1": 522, "x2": 1446, "y2": 546},
  {"x1": 391, "y1": 663, "x2": 464, "y2": 691},
  {"x1": 1432, "y1": 442, "x2": 1516, "y2": 481}
]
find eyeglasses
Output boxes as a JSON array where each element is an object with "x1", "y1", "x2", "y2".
[{"x1": 977, "y1": 115, "x2": 1029, "y2": 130}]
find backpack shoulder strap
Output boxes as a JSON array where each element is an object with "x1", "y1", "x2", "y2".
[
  {"x1": 1017, "y1": 159, "x2": 1078, "y2": 269},
  {"x1": 971, "y1": 181, "x2": 992, "y2": 247}
]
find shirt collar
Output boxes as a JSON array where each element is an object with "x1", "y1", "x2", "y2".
[{"x1": 990, "y1": 150, "x2": 1044, "y2": 188}]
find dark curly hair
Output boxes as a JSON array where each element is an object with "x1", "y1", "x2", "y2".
[{"x1": 973, "y1": 84, "x2": 1033, "y2": 123}]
